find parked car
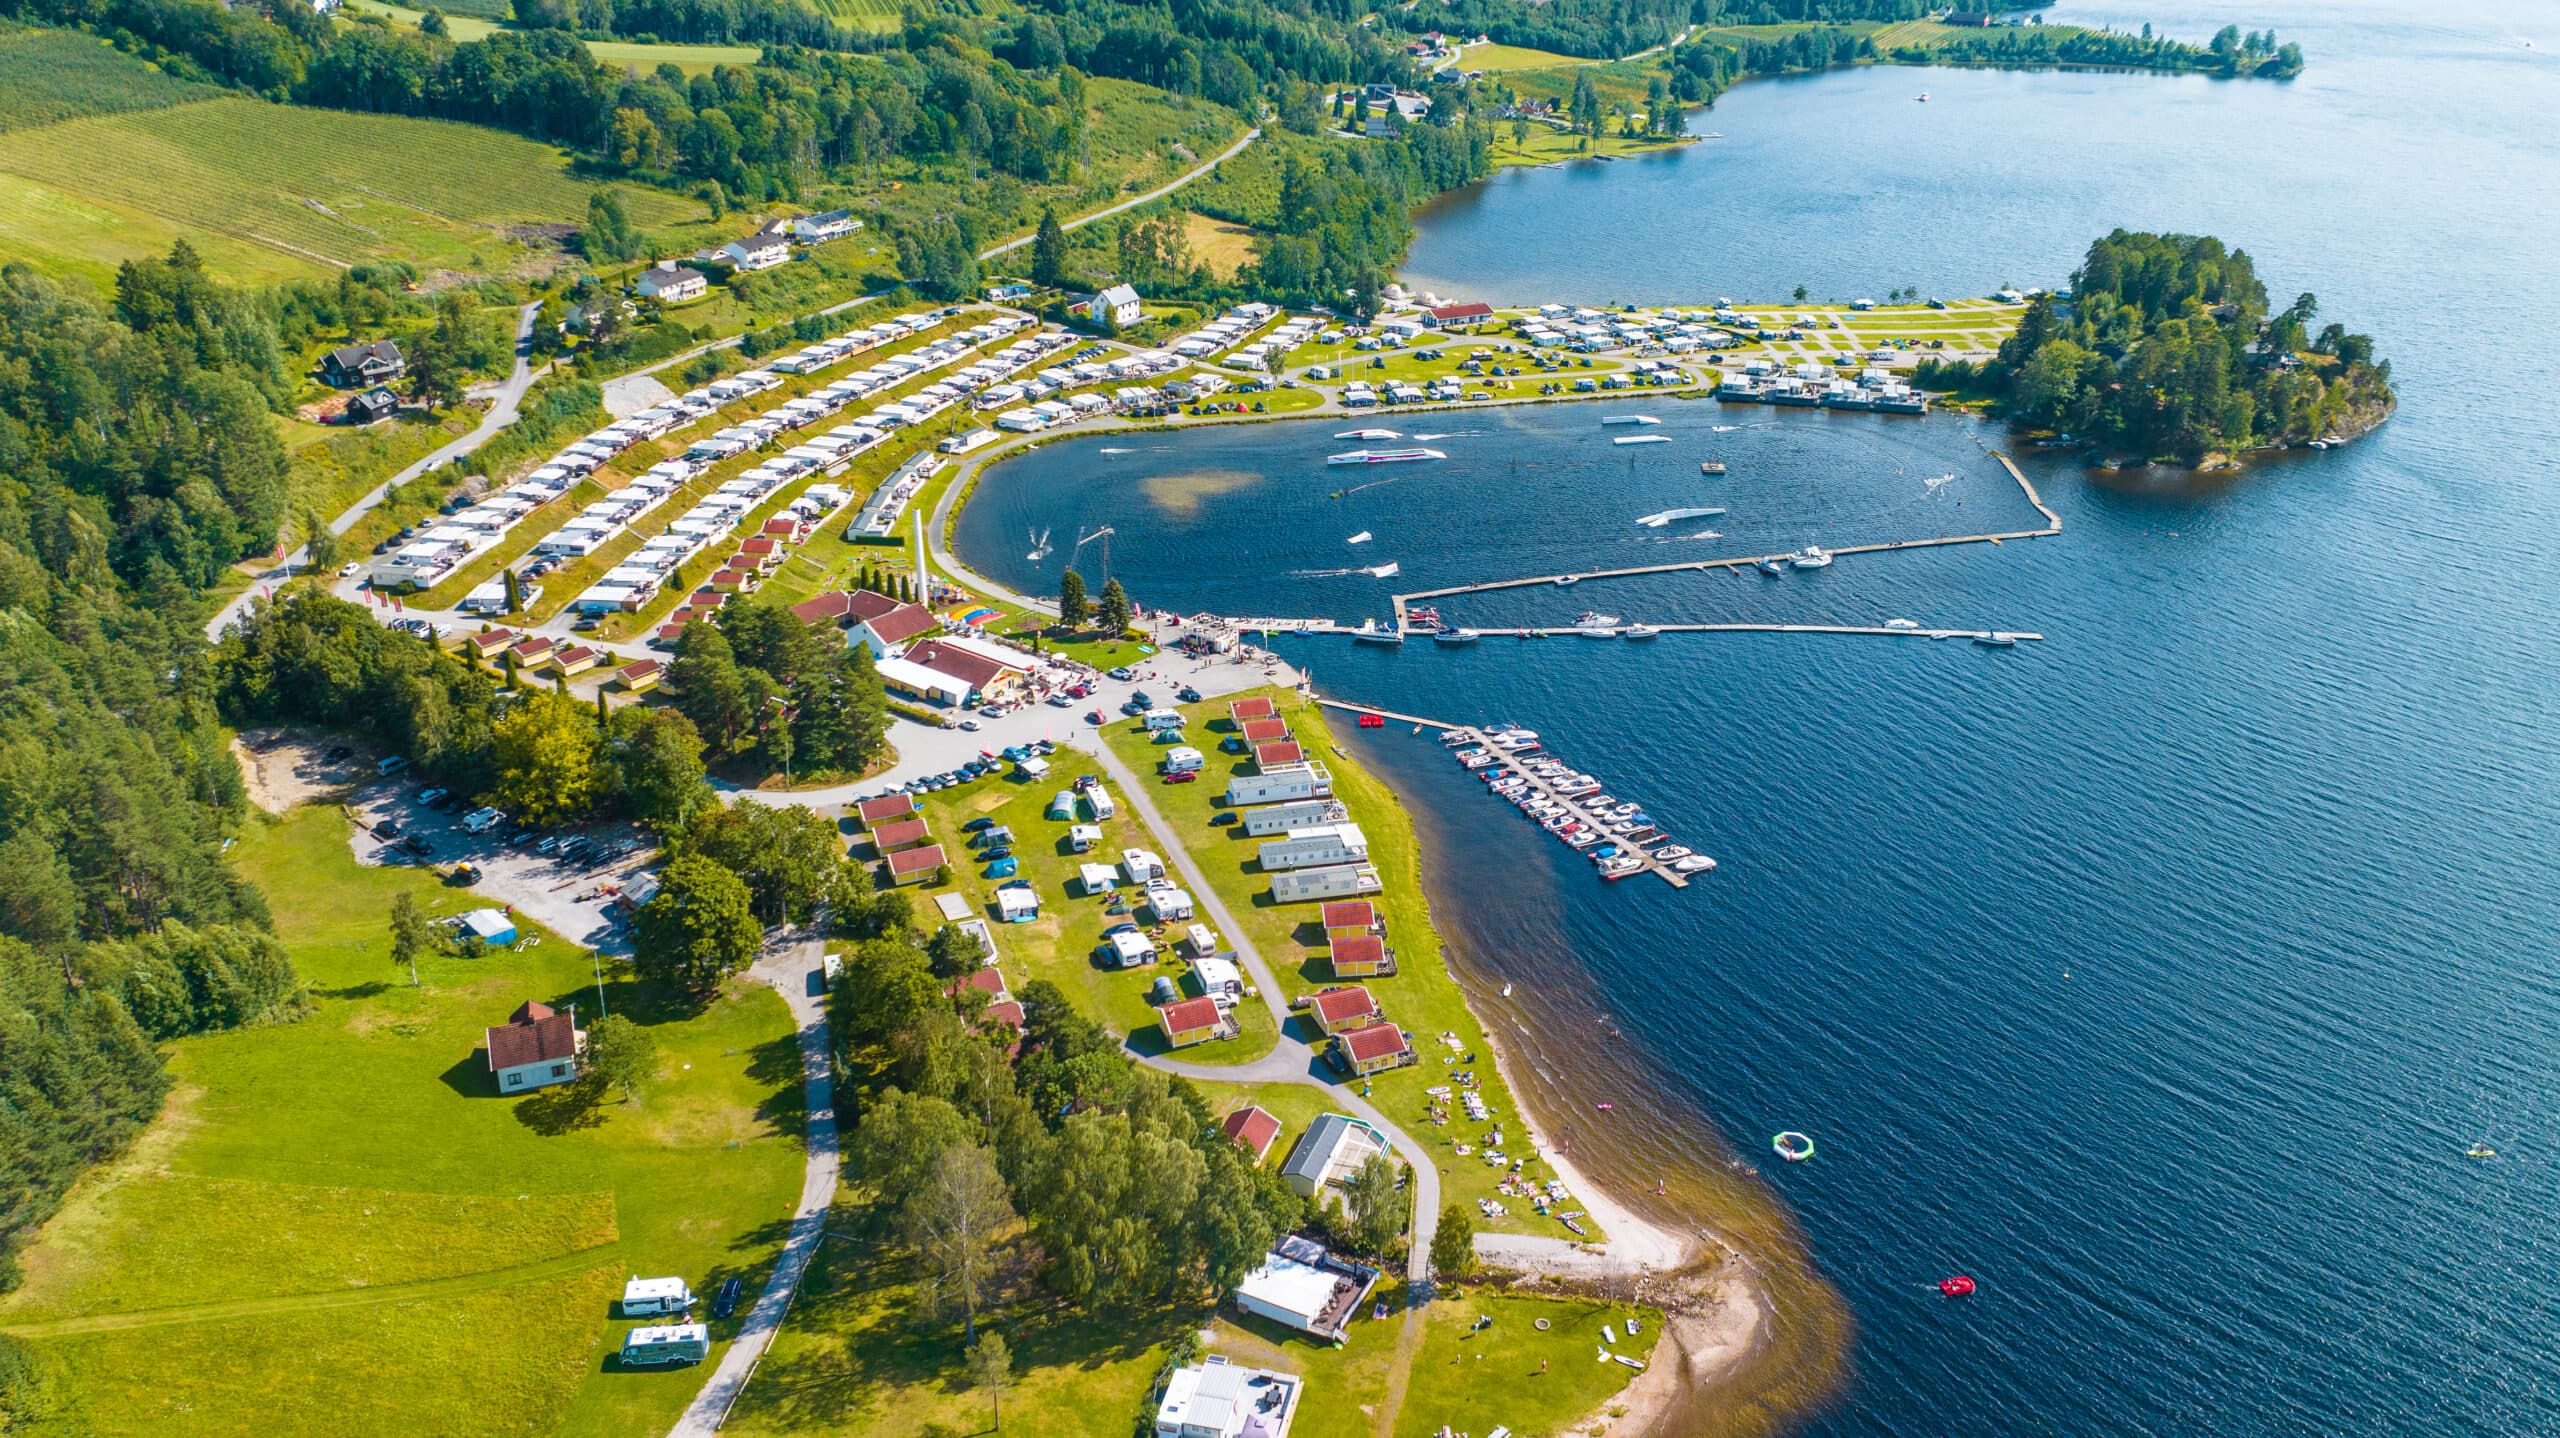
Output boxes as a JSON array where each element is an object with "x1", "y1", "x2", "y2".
[
  {"x1": 712, "y1": 1277, "x2": 744, "y2": 1321},
  {"x1": 1108, "y1": 667, "x2": 1136, "y2": 681},
  {"x1": 373, "y1": 819, "x2": 401, "y2": 838},
  {"x1": 963, "y1": 817, "x2": 997, "y2": 833},
  {"x1": 1047, "y1": 694, "x2": 1073, "y2": 707},
  {"x1": 1164, "y1": 770, "x2": 1197, "y2": 785},
  {"x1": 401, "y1": 835, "x2": 433, "y2": 856},
  {"x1": 957, "y1": 718, "x2": 981, "y2": 732}
]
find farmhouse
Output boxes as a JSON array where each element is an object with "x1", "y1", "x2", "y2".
[
  {"x1": 485, "y1": 1000, "x2": 583, "y2": 1093},
  {"x1": 720, "y1": 223, "x2": 794, "y2": 270},
  {"x1": 322, "y1": 339, "x2": 404, "y2": 388},
  {"x1": 1233, "y1": 1235, "x2": 1379, "y2": 1342},
  {"x1": 636, "y1": 262, "x2": 709, "y2": 303},
  {"x1": 1279, "y1": 1113, "x2": 1387, "y2": 1198},
  {"x1": 1069, "y1": 283, "x2": 1144, "y2": 327}
]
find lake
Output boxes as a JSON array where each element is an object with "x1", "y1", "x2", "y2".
[{"x1": 959, "y1": 1, "x2": 2560, "y2": 1431}]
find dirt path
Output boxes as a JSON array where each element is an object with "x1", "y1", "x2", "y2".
[
  {"x1": 232, "y1": 728, "x2": 372, "y2": 814},
  {"x1": 0, "y1": 1243, "x2": 621, "y2": 1338}
]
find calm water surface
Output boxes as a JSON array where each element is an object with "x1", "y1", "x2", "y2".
[{"x1": 965, "y1": 2, "x2": 2560, "y2": 1430}]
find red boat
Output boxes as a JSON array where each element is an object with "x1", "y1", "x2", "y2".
[
  {"x1": 1938, "y1": 1275, "x2": 1977, "y2": 1298},
  {"x1": 1357, "y1": 713, "x2": 1385, "y2": 728}
]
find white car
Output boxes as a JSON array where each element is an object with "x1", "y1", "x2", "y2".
[
  {"x1": 461, "y1": 807, "x2": 506, "y2": 834},
  {"x1": 957, "y1": 718, "x2": 982, "y2": 732},
  {"x1": 339, "y1": 561, "x2": 362, "y2": 578}
]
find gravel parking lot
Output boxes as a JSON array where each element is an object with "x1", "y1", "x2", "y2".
[{"x1": 346, "y1": 784, "x2": 653, "y2": 955}]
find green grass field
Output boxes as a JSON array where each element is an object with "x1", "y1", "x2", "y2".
[
  {"x1": 344, "y1": 0, "x2": 763, "y2": 73},
  {"x1": 809, "y1": 0, "x2": 904, "y2": 34},
  {"x1": 0, "y1": 25, "x2": 215, "y2": 132},
  {"x1": 0, "y1": 805, "x2": 805, "y2": 1437},
  {"x1": 0, "y1": 96, "x2": 700, "y2": 287},
  {"x1": 1101, "y1": 691, "x2": 1599, "y2": 1242},
  {"x1": 1457, "y1": 41, "x2": 1598, "y2": 70}
]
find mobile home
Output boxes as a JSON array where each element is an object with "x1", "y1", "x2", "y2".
[
  {"x1": 1257, "y1": 823, "x2": 1370, "y2": 872},
  {"x1": 1269, "y1": 863, "x2": 1383, "y2": 905},
  {"x1": 1223, "y1": 761, "x2": 1332, "y2": 808},
  {"x1": 1241, "y1": 798, "x2": 1350, "y2": 837}
]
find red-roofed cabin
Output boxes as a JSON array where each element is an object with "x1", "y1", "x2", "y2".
[
  {"x1": 1309, "y1": 985, "x2": 1381, "y2": 1036},
  {"x1": 948, "y1": 966, "x2": 1011, "y2": 1004},
  {"x1": 854, "y1": 793, "x2": 916, "y2": 828},
  {"x1": 1328, "y1": 933, "x2": 1396, "y2": 979},
  {"x1": 1228, "y1": 697, "x2": 1276, "y2": 722},
  {"x1": 613, "y1": 659, "x2": 664, "y2": 693},
  {"x1": 791, "y1": 592, "x2": 854, "y2": 628},
  {"x1": 983, "y1": 1000, "x2": 1025, "y2": 1029},
  {"x1": 1221, "y1": 1105, "x2": 1283, "y2": 1163},
  {"x1": 1338, "y1": 1022, "x2": 1414, "y2": 1076},
  {"x1": 871, "y1": 818, "x2": 932, "y2": 853},
  {"x1": 466, "y1": 627, "x2": 520, "y2": 659},
  {"x1": 763, "y1": 516, "x2": 812, "y2": 542},
  {"x1": 1254, "y1": 741, "x2": 1304, "y2": 770},
  {"x1": 1320, "y1": 900, "x2": 1379, "y2": 937},
  {"x1": 1158, "y1": 996, "x2": 1228, "y2": 1049},
  {"x1": 509, "y1": 635, "x2": 555, "y2": 665},
  {"x1": 1426, "y1": 301, "x2": 1495, "y2": 327},
  {"x1": 885, "y1": 844, "x2": 947, "y2": 886},
  {"x1": 1240, "y1": 718, "x2": 1291, "y2": 744}
]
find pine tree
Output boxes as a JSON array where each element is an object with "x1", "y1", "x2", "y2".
[
  {"x1": 1031, "y1": 206, "x2": 1068, "y2": 288},
  {"x1": 1058, "y1": 568, "x2": 1089, "y2": 629},
  {"x1": 503, "y1": 567, "x2": 522, "y2": 613},
  {"x1": 1097, "y1": 577, "x2": 1132, "y2": 636}
]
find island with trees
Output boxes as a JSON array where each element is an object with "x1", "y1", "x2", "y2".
[{"x1": 1943, "y1": 230, "x2": 2394, "y2": 466}]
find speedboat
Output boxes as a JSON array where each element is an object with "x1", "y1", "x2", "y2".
[
  {"x1": 1699, "y1": 461, "x2": 1726, "y2": 474},
  {"x1": 1623, "y1": 624, "x2": 1659, "y2": 639},
  {"x1": 1650, "y1": 845, "x2": 1692, "y2": 862},
  {"x1": 1671, "y1": 854, "x2": 1717, "y2": 873},
  {"x1": 1755, "y1": 557, "x2": 1788, "y2": 576},
  {"x1": 1974, "y1": 632, "x2": 2018, "y2": 647},
  {"x1": 1335, "y1": 428, "x2": 1402, "y2": 440},
  {"x1": 1353, "y1": 620, "x2": 1404, "y2": 645},
  {"x1": 1792, "y1": 546, "x2": 1833, "y2": 569},
  {"x1": 1328, "y1": 447, "x2": 1445, "y2": 465},
  {"x1": 1573, "y1": 612, "x2": 1622, "y2": 627},
  {"x1": 1553, "y1": 575, "x2": 1579, "y2": 586},
  {"x1": 1432, "y1": 628, "x2": 1480, "y2": 644}
]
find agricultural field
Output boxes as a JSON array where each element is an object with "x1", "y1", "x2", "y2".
[
  {"x1": 344, "y1": 0, "x2": 763, "y2": 74},
  {"x1": 0, "y1": 24, "x2": 215, "y2": 132},
  {"x1": 0, "y1": 805, "x2": 805, "y2": 1438},
  {"x1": 1454, "y1": 41, "x2": 1599, "y2": 71},
  {"x1": 1179, "y1": 209, "x2": 1261, "y2": 277},
  {"x1": 0, "y1": 97, "x2": 702, "y2": 288},
  {"x1": 808, "y1": 0, "x2": 904, "y2": 34}
]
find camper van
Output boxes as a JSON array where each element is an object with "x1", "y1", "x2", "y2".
[
  {"x1": 1141, "y1": 707, "x2": 1186, "y2": 733},
  {"x1": 1082, "y1": 785, "x2": 1117, "y2": 821},
  {"x1": 619, "y1": 1324, "x2": 711, "y2": 1367},
  {"x1": 621, "y1": 1276, "x2": 696, "y2": 1317}
]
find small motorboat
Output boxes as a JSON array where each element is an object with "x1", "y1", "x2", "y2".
[
  {"x1": 1433, "y1": 628, "x2": 1480, "y2": 645},
  {"x1": 1885, "y1": 618, "x2": 1920, "y2": 630},
  {"x1": 1791, "y1": 546, "x2": 1833, "y2": 570},
  {"x1": 1553, "y1": 575, "x2": 1579, "y2": 586},
  {"x1": 1624, "y1": 624, "x2": 1659, "y2": 640},
  {"x1": 1756, "y1": 557, "x2": 1787, "y2": 576},
  {"x1": 1700, "y1": 461, "x2": 1726, "y2": 474},
  {"x1": 1595, "y1": 1102, "x2": 1616, "y2": 1112},
  {"x1": 1613, "y1": 434, "x2": 1673, "y2": 446},
  {"x1": 2467, "y1": 1142, "x2": 2497, "y2": 1159},
  {"x1": 1672, "y1": 854, "x2": 1717, "y2": 874},
  {"x1": 1336, "y1": 428, "x2": 1402, "y2": 440},
  {"x1": 1974, "y1": 632, "x2": 2018, "y2": 647},
  {"x1": 1939, "y1": 1275, "x2": 1977, "y2": 1299},
  {"x1": 1772, "y1": 1131, "x2": 1816, "y2": 1162}
]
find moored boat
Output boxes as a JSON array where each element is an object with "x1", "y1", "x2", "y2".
[{"x1": 1327, "y1": 447, "x2": 1446, "y2": 466}]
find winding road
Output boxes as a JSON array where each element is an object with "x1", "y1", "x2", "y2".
[{"x1": 206, "y1": 301, "x2": 548, "y2": 642}]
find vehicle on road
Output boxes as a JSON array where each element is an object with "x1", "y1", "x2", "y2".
[
  {"x1": 1108, "y1": 666, "x2": 1136, "y2": 681},
  {"x1": 958, "y1": 718, "x2": 981, "y2": 732}
]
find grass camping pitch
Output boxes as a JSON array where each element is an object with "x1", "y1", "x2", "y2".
[{"x1": 0, "y1": 805, "x2": 803, "y2": 1437}]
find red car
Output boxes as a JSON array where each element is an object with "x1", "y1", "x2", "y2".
[
  {"x1": 1086, "y1": 710, "x2": 1106, "y2": 724},
  {"x1": 1163, "y1": 770, "x2": 1198, "y2": 784}
]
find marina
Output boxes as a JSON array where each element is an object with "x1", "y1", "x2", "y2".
[{"x1": 1314, "y1": 702, "x2": 1700, "y2": 888}]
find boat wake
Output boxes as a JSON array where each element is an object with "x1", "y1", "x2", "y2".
[
  {"x1": 1098, "y1": 447, "x2": 1135, "y2": 454},
  {"x1": 1675, "y1": 529, "x2": 1724, "y2": 541},
  {"x1": 1293, "y1": 563, "x2": 1402, "y2": 579},
  {"x1": 1025, "y1": 525, "x2": 1053, "y2": 562},
  {"x1": 1339, "y1": 476, "x2": 1404, "y2": 496}
]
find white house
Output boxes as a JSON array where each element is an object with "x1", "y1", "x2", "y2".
[
  {"x1": 1233, "y1": 1235, "x2": 1378, "y2": 1342},
  {"x1": 1278, "y1": 1117, "x2": 1387, "y2": 1199},
  {"x1": 636, "y1": 262, "x2": 709, "y2": 303},
  {"x1": 1240, "y1": 799, "x2": 1348, "y2": 836},
  {"x1": 1153, "y1": 1358, "x2": 1302, "y2": 1438},
  {"x1": 720, "y1": 223, "x2": 794, "y2": 270},
  {"x1": 791, "y1": 209, "x2": 862, "y2": 243},
  {"x1": 1071, "y1": 283, "x2": 1143, "y2": 327},
  {"x1": 485, "y1": 1000, "x2": 581, "y2": 1094}
]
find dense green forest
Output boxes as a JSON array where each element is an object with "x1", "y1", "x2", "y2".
[
  {"x1": 1972, "y1": 231, "x2": 2392, "y2": 462},
  {"x1": 0, "y1": 256, "x2": 315, "y2": 1289}
]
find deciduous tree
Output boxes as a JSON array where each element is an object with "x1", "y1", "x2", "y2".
[
  {"x1": 581, "y1": 1013, "x2": 656, "y2": 1101},
  {"x1": 631, "y1": 855, "x2": 762, "y2": 998},
  {"x1": 900, "y1": 1143, "x2": 1014, "y2": 1337},
  {"x1": 489, "y1": 689, "x2": 602, "y2": 827}
]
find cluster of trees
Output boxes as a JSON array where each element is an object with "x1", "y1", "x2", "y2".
[
  {"x1": 1979, "y1": 231, "x2": 2391, "y2": 462},
  {"x1": 213, "y1": 590, "x2": 723, "y2": 828},
  {"x1": 834, "y1": 920, "x2": 1401, "y2": 1328},
  {"x1": 1054, "y1": 567, "x2": 1130, "y2": 635},
  {"x1": 1918, "y1": 22, "x2": 2301, "y2": 77},
  {"x1": 1242, "y1": 131, "x2": 1491, "y2": 313},
  {"x1": 665, "y1": 595, "x2": 890, "y2": 780}
]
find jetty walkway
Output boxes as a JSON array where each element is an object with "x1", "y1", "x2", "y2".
[{"x1": 1317, "y1": 702, "x2": 1690, "y2": 888}]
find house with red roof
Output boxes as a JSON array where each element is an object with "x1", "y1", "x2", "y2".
[
  {"x1": 1228, "y1": 696, "x2": 1277, "y2": 723},
  {"x1": 844, "y1": 591, "x2": 941, "y2": 659},
  {"x1": 1320, "y1": 900, "x2": 1379, "y2": 936},
  {"x1": 854, "y1": 793, "x2": 916, "y2": 828},
  {"x1": 1158, "y1": 995, "x2": 1229, "y2": 1049},
  {"x1": 1425, "y1": 301, "x2": 1495, "y2": 328},
  {"x1": 1222, "y1": 1105, "x2": 1284, "y2": 1163},
  {"x1": 1239, "y1": 717, "x2": 1291, "y2": 745},
  {"x1": 1254, "y1": 740, "x2": 1304, "y2": 770},
  {"x1": 885, "y1": 844, "x2": 947, "y2": 886},
  {"x1": 466, "y1": 627, "x2": 521, "y2": 659},
  {"x1": 1308, "y1": 985, "x2": 1382, "y2": 1036},
  {"x1": 791, "y1": 591, "x2": 855, "y2": 628},
  {"x1": 613, "y1": 659, "x2": 664, "y2": 693},
  {"x1": 485, "y1": 1000, "x2": 584, "y2": 1093},
  {"x1": 870, "y1": 817, "x2": 932, "y2": 853},
  {"x1": 1327, "y1": 933, "x2": 1396, "y2": 979},
  {"x1": 1336, "y1": 1022, "x2": 1414, "y2": 1077},
  {"x1": 904, "y1": 638, "x2": 1030, "y2": 707}
]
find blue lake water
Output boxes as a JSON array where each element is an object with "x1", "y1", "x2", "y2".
[{"x1": 961, "y1": 1, "x2": 2560, "y2": 1430}]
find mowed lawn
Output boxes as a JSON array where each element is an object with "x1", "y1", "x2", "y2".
[
  {"x1": 0, "y1": 96, "x2": 701, "y2": 286},
  {"x1": 0, "y1": 805, "x2": 805, "y2": 1438},
  {"x1": 877, "y1": 743, "x2": 1282, "y2": 1065},
  {"x1": 1101, "y1": 692, "x2": 1601, "y2": 1241}
]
